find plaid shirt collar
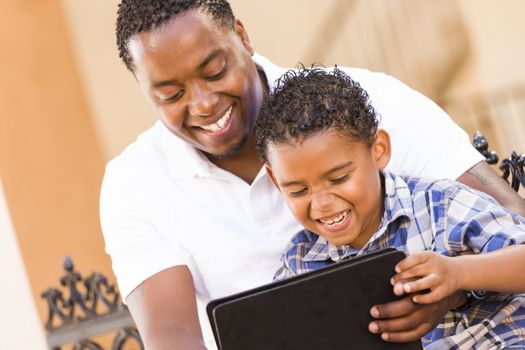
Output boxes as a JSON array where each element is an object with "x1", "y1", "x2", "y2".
[{"x1": 303, "y1": 170, "x2": 414, "y2": 262}]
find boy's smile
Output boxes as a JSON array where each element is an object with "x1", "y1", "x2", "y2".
[{"x1": 266, "y1": 129, "x2": 390, "y2": 248}]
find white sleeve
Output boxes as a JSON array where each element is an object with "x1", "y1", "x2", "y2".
[
  {"x1": 348, "y1": 69, "x2": 484, "y2": 180},
  {"x1": 99, "y1": 160, "x2": 189, "y2": 302}
]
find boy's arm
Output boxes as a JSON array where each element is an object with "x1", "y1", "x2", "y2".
[
  {"x1": 126, "y1": 266, "x2": 207, "y2": 350},
  {"x1": 457, "y1": 161, "x2": 525, "y2": 217},
  {"x1": 391, "y1": 245, "x2": 525, "y2": 304}
]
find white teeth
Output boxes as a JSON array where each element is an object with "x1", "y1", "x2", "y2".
[
  {"x1": 319, "y1": 210, "x2": 349, "y2": 226},
  {"x1": 200, "y1": 107, "x2": 232, "y2": 133}
]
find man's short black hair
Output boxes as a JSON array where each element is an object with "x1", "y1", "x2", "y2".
[
  {"x1": 256, "y1": 66, "x2": 380, "y2": 163},
  {"x1": 116, "y1": 0, "x2": 235, "y2": 72}
]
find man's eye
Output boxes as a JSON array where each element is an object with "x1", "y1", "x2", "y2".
[
  {"x1": 207, "y1": 67, "x2": 226, "y2": 81},
  {"x1": 288, "y1": 188, "x2": 308, "y2": 197},
  {"x1": 330, "y1": 174, "x2": 349, "y2": 185}
]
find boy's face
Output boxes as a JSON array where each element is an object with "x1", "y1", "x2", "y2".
[
  {"x1": 266, "y1": 129, "x2": 391, "y2": 248},
  {"x1": 128, "y1": 10, "x2": 264, "y2": 159}
]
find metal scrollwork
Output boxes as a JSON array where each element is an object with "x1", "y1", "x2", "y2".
[
  {"x1": 41, "y1": 257, "x2": 143, "y2": 349},
  {"x1": 500, "y1": 151, "x2": 525, "y2": 192},
  {"x1": 472, "y1": 131, "x2": 525, "y2": 193},
  {"x1": 41, "y1": 287, "x2": 74, "y2": 330},
  {"x1": 72, "y1": 340, "x2": 104, "y2": 350},
  {"x1": 112, "y1": 327, "x2": 144, "y2": 350},
  {"x1": 472, "y1": 131, "x2": 499, "y2": 165}
]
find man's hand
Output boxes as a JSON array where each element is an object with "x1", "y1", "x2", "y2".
[
  {"x1": 390, "y1": 251, "x2": 460, "y2": 304},
  {"x1": 368, "y1": 290, "x2": 466, "y2": 342}
]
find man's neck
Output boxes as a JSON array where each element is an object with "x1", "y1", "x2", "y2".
[
  {"x1": 206, "y1": 133, "x2": 263, "y2": 184},
  {"x1": 206, "y1": 67, "x2": 268, "y2": 184}
]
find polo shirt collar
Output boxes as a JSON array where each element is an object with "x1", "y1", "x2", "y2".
[
  {"x1": 303, "y1": 171, "x2": 414, "y2": 262},
  {"x1": 157, "y1": 121, "x2": 213, "y2": 180},
  {"x1": 252, "y1": 52, "x2": 289, "y2": 92}
]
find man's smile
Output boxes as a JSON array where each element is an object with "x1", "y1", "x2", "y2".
[{"x1": 197, "y1": 106, "x2": 233, "y2": 134}]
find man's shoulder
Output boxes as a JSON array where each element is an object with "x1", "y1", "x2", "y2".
[
  {"x1": 104, "y1": 122, "x2": 181, "y2": 185},
  {"x1": 401, "y1": 174, "x2": 499, "y2": 207}
]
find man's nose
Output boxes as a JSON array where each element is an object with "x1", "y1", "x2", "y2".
[
  {"x1": 188, "y1": 86, "x2": 217, "y2": 117},
  {"x1": 311, "y1": 192, "x2": 336, "y2": 210}
]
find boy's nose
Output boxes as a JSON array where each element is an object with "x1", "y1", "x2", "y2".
[{"x1": 311, "y1": 192, "x2": 336, "y2": 210}]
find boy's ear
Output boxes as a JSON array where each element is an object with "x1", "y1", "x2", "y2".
[
  {"x1": 372, "y1": 129, "x2": 391, "y2": 169},
  {"x1": 265, "y1": 165, "x2": 281, "y2": 192}
]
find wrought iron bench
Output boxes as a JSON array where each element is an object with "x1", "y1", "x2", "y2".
[
  {"x1": 472, "y1": 131, "x2": 525, "y2": 193},
  {"x1": 40, "y1": 257, "x2": 143, "y2": 350},
  {"x1": 40, "y1": 132, "x2": 523, "y2": 350}
]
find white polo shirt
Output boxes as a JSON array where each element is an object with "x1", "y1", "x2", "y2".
[{"x1": 100, "y1": 53, "x2": 484, "y2": 349}]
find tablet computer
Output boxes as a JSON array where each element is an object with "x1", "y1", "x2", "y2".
[{"x1": 206, "y1": 247, "x2": 422, "y2": 350}]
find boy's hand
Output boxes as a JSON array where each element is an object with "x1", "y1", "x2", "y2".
[{"x1": 390, "y1": 251, "x2": 460, "y2": 304}]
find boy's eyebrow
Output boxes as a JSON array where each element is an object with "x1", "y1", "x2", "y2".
[
  {"x1": 151, "y1": 49, "x2": 224, "y2": 89},
  {"x1": 279, "y1": 161, "x2": 353, "y2": 187},
  {"x1": 280, "y1": 180, "x2": 306, "y2": 188},
  {"x1": 324, "y1": 161, "x2": 353, "y2": 177}
]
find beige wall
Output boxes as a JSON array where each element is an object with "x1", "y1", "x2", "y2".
[
  {"x1": 60, "y1": 0, "x2": 154, "y2": 161},
  {"x1": 61, "y1": 1, "x2": 525, "y2": 162},
  {"x1": 0, "y1": 0, "x2": 110, "y2": 325},
  {"x1": 454, "y1": 0, "x2": 525, "y2": 156},
  {"x1": 0, "y1": 179, "x2": 47, "y2": 349}
]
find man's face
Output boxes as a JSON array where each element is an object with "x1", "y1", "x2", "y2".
[
  {"x1": 128, "y1": 10, "x2": 264, "y2": 159},
  {"x1": 266, "y1": 129, "x2": 390, "y2": 248}
]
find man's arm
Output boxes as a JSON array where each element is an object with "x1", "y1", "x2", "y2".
[
  {"x1": 126, "y1": 266, "x2": 207, "y2": 350},
  {"x1": 457, "y1": 161, "x2": 525, "y2": 217}
]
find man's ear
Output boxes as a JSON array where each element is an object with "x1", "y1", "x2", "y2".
[
  {"x1": 265, "y1": 165, "x2": 281, "y2": 192},
  {"x1": 234, "y1": 19, "x2": 254, "y2": 55},
  {"x1": 372, "y1": 129, "x2": 391, "y2": 169}
]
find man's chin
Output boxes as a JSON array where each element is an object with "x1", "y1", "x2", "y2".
[{"x1": 203, "y1": 132, "x2": 252, "y2": 160}]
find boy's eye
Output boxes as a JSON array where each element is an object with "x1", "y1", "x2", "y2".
[
  {"x1": 329, "y1": 174, "x2": 349, "y2": 185},
  {"x1": 288, "y1": 188, "x2": 308, "y2": 197}
]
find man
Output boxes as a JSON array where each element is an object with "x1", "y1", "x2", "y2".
[{"x1": 101, "y1": 1, "x2": 525, "y2": 349}]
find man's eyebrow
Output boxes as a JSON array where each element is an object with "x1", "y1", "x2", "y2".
[
  {"x1": 151, "y1": 49, "x2": 225, "y2": 89},
  {"x1": 197, "y1": 49, "x2": 224, "y2": 71}
]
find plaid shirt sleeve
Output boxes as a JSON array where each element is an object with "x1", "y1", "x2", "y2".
[
  {"x1": 426, "y1": 184, "x2": 525, "y2": 349},
  {"x1": 273, "y1": 230, "x2": 329, "y2": 281},
  {"x1": 439, "y1": 185, "x2": 525, "y2": 255}
]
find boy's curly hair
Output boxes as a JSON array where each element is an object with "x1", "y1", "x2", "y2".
[
  {"x1": 256, "y1": 66, "x2": 380, "y2": 163},
  {"x1": 116, "y1": 0, "x2": 235, "y2": 72}
]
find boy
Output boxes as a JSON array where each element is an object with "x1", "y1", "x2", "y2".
[{"x1": 255, "y1": 66, "x2": 525, "y2": 349}]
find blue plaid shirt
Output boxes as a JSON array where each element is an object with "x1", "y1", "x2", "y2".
[{"x1": 274, "y1": 171, "x2": 525, "y2": 349}]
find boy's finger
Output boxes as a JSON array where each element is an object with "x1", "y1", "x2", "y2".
[
  {"x1": 394, "y1": 251, "x2": 431, "y2": 272},
  {"x1": 402, "y1": 273, "x2": 439, "y2": 294},
  {"x1": 391, "y1": 264, "x2": 428, "y2": 285}
]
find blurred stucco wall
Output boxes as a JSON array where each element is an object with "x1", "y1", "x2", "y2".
[
  {"x1": 1, "y1": 0, "x2": 524, "y2": 343},
  {"x1": 61, "y1": 0, "x2": 525, "y2": 161}
]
